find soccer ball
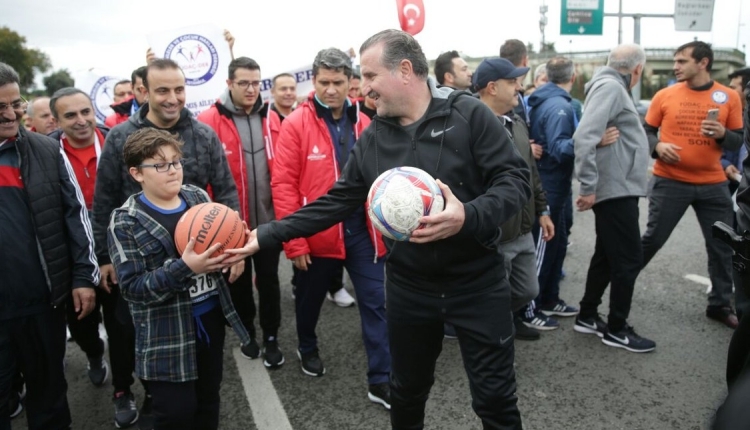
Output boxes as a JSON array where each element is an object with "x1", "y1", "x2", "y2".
[{"x1": 367, "y1": 167, "x2": 445, "y2": 241}]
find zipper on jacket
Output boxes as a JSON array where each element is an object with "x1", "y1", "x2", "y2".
[{"x1": 84, "y1": 167, "x2": 90, "y2": 178}]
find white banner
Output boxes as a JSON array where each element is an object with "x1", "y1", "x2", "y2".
[
  {"x1": 260, "y1": 64, "x2": 314, "y2": 103},
  {"x1": 147, "y1": 24, "x2": 232, "y2": 117},
  {"x1": 74, "y1": 71, "x2": 126, "y2": 124}
]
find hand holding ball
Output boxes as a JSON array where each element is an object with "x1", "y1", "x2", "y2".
[{"x1": 175, "y1": 203, "x2": 246, "y2": 257}]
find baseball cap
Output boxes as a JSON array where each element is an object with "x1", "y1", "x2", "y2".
[{"x1": 472, "y1": 57, "x2": 530, "y2": 91}]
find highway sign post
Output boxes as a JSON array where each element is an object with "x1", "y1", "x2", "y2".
[
  {"x1": 674, "y1": 0, "x2": 715, "y2": 31},
  {"x1": 560, "y1": 0, "x2": 604, "y2": 35}
]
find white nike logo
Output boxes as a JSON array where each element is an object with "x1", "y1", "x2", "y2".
[
  {"x1": 608, "y1": 334, "x2": 630, "y2": 345},
  {"x1": 431, "y1": 126, "x2": 455, "y2": 138},
  {"x1": 580, "y1": 321, "x2": 597, "y2": 330}
]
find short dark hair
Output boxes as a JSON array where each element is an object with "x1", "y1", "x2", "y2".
[
  {"x1": 499, "y1": 39, "x2": 527, "y2": 67},
  {"x1": 675, "y1": 41, "x2": 714, "y2": 71},
  {"x1": 114, "y1": 79, "x2": 131, "y2": 90},
  {"x1": 546, "y1": 57, "x2": 575, "y2": 84},
  {"x1": 228, "y1": 57, "x2": 260, "y2": 80},
  {"x1": 312, "y1": 48, "x2": 352, "y2": 78},
  {"x1": 729, "y1": 68, "x2": 750, "y2": 90},
  {"x1": 143, "y1": 59, "x2": 182, "y2": 90},
  {"x1": 351, "y1": 72, "x2": 361, "y2": 80},
  {"x1": 434, "y1": 50, "x2": 460, "y2": 85},
  {"x1": 123, "y1": 128, "x2": 184, "y2": 169},
  {"x1": 131, "y1": 66, "x2": 147, "y2": 86},
  {"x1": 272, "y1": 73, "x2": 294, "y2": 87},
  {"x1": 49, "y1": 87, "x2": 91, "y2": 119},
  {"x1": 0, "y1": 62, "x2": 20, "y2": 87},
  {"x1": 359, "y1": 29, "x2": 429, "y2": 79}
]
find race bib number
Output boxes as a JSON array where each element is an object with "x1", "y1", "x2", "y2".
[{"x1": 189, "y1": 274, "x2": 218, "y2": 303}]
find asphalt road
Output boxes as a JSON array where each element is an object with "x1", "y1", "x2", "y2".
[{"x1": 13, "y1": 184, "x2": 736, "y2": 430}]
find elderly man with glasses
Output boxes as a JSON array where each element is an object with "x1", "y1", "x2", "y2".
[{"x1": 0, "y1": 62, "x2": 98, "y2": 430}]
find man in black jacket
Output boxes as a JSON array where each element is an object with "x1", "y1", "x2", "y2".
[
  {"x1": 0, "y1": 62, "x2": 98, "y2": 430},
  {"x1": 92, "y1": 58, "x2": 238, "y2": 428},
  {"x1": 231, "y1": 30, "x2": 530, "y2": 430}
]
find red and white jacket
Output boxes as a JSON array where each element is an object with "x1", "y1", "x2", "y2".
[
  {"x1": 197, "y1": 98, "x2": 281, "y2": 224},
  {"x1": 272, "y1": 92, "x2": 386, "y2": 261}
]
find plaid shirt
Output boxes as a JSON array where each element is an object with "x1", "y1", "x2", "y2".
[{"x1": 107, "y1": 185, "x2": 250, "y2": 382}]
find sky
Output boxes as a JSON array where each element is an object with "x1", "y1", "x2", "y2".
[{"x1": 2, "y1": 0, "x2": 748, "y2": 87}]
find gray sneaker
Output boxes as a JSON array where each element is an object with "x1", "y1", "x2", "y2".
[{"x1": 113, "y1": 391, "x2": 139, "y2": 429}]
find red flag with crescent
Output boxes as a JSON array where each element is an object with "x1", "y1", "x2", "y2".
[{"x1": 396, "y1": 0, "x2": 425, "y2": 36}]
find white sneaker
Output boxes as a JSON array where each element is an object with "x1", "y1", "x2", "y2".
[{"x1": 327, "y1": 288, "x2": 356, "y2": 307}]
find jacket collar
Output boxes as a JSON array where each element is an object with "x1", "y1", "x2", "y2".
[{"x1": 308, "y1": 91, "x2": 360, "y2": 125}]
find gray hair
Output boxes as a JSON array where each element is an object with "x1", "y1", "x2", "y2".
[
  {"x1": 607, "y1": 44, "x2": 646, "y2": 72},
  {"x1": 546, "y1": 57, "x2": 575, "y2": 84},
  {"x1": 50, "y1": 87, "x2": 90, "y2": 119},
  {"x1": 359, "y1": 29, "x2": 429, "y2": 79},
  {"x1": 26, "y1": 97, "x2": 49, "y2": 118},
  {"x1": 312, "y1": 48, "x2": 353, "y2": 78},
  {"x1": 534, "y1": 64, "x2": 547, "y2": 81},
  {"x1": 0, "y1": 62, "x2": 20, "y2": 87}
]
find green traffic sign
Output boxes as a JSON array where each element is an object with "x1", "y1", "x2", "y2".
[{"x1": 560, "y1": 0, "x2": 604, "y2": 35}]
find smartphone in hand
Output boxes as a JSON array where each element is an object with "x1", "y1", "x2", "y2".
[{"x1": 706, "y1": 108, "x2": 719, "y2": 121}]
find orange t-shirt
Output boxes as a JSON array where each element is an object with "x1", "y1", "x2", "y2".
[{"x1": 646, "y1": 81, "x2": 743, "y2": 184}]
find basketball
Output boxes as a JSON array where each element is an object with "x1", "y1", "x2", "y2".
[
  {"x1": 174, "y1": 203, "x2": 246, "y2": 257},
  {"x1": 367, "y1": 167, "x2": 445, "y2": 241}
]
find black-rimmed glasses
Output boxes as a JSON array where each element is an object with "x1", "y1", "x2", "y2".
[{"x1": 138, "y1": 159, "x2": 185, "y2": 173}]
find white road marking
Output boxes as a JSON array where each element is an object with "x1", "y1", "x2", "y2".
[
  {"x1": 233, "y1": 347, "x2": 293, "y2": 430},
  {"x1": 684, "y1": 274, "x2": 712, "y2": 294}
]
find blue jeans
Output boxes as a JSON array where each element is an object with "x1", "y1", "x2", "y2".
[
  {"x1": 294, "y1": 227, "x2": 390, "y2": 385},
  {"x1": 641, "y1": 176, "x2": 734, "y2": 308}
]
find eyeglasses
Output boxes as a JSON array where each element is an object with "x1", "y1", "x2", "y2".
[
  {"x1": 0, "y1": 97, "x2": 28, "y2": 113},
  {"x1": 233, "y1": 80, "x2": 261, "y2": 90},
  {"x1": 138, "y1": 159, "x2": 185, "y2": 173}
]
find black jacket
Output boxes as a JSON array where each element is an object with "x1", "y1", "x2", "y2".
[
  {"x1": 259, "y1": 78, "x2": 531, "y2": 294},
  {"x1": 3, "y1": 129, "x2": 99, "y2": 311},
  {"x1": 92, "y1": 104, "x2": 239, "y2": 264}
]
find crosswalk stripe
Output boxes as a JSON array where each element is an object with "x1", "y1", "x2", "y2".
[{"x1": 233, "y1": 347, "x2": 293, "y2": 430}]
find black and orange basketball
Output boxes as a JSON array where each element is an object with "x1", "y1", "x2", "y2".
[{"x1": 174, "y1": 203, "x2": 246, "y2": 257}]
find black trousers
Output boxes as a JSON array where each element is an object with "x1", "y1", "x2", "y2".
[
  {"x1": 579, "y1": 197, "x2": 643, "y2": 331},
  {"x1": 0, "y1": 308, "x2": 70, "y2": 430},
  {"x1": 227, "y1": 247, "x2": 281, "y2": 342},
  {"x1": 387, "y1": 279, "x2": 521, "y2": 430},
  {"x1": 292, "y1": 265, "x2": 345, "y2": 294},
  {"x1": 149, "y1": 307, "x2": 226, "y2": 430},
  {"x1": 66, "y1": 285, "x2": 136, "y2": 393}
]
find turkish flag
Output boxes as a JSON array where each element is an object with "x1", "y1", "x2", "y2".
[{"x1": 396, "y1": 0, "x2": 425, "y2": 36}]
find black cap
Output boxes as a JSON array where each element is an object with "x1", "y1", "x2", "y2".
[{"x1": 472, "y1": 57, "x2": 530, "y2": 91}]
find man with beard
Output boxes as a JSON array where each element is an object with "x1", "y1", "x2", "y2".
[
  {"x1": 434, "y1": 50, "x2": 473, "y2": 91},
  {"x1": 92, "y1": 58, "x2": 238, "y2": 428}
]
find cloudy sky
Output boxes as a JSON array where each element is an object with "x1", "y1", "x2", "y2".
[{"x1": 2, "y1": 0, "x2": 747, "y2": 85}]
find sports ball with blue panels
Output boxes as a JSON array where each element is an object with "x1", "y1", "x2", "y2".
[{"x1": 367, "y1": 166, "x2": 445, "y2": 241}]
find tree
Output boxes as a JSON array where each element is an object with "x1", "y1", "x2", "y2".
[
  {"x1": 0, "y1": 27, "x2": 51, "y2": 92},
  {"x1": 43, "y1": 69, "x2": 74, "y2": 96},
  {"x1": 541, "y1": 42, "x2": 556, "y2": 53}
]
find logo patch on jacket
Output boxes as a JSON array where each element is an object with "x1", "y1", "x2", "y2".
[
  {"x1": 307, "y1": 145, "x2": 326, "y2": 161},
  {"x1": 222, "y1": 142, "x2": 233, "y2": 156}
]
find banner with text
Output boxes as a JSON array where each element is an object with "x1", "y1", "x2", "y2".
[
  {"x1": 147, "y1": 24, "x2": 232, "y2": 117},
  {"x1": 75, "y1": 71, "x2": 126, "y2": 124}
]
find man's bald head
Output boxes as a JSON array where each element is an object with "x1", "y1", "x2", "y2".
[{"x1": 26, "y1": 97, "x2": 57, "y2": 135}]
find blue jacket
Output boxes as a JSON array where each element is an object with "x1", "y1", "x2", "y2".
[{"x1": 528, "y1": 82, "x2": 577, "y2": 193}]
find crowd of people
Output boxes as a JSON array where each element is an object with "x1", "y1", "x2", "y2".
[{"x1": 1, "y1": 27, "x2": 750, "y2": 430}]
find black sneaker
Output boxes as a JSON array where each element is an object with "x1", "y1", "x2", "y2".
[
  {"x1": 263, "y1": 339, "x2": 285, "y2": 368},
  {"x1": 9, "y1": 390, "x2": 22, "y2": 419},
  {"x1": 240, "y1": 339, "x2": 261, "y2": 359},
  {"x1": 87, "y1": 354, "x2": 110, "y2": 386},
  {"x1": 574, "y1": 315, "x2": 607, "y2": 338},
  {"x1": 513, "y1": 316, "x2": 540, "y2": 341},
  {"x1": 539, "y1": 299, "x2": 579, "y2": 317},
  {"x1": 602, "y1": 325, "x2": 656, "y2": 353},
  {"x1": 519, "y1": 309, "x2": 559, "y2": 330},
  {"x1": 443, "y1": 323, "x2": 457, "y2": 339},
  {"x1": 297, "y1": 348, "x2": 325, "y2": 377},
  {"x1": 113, "y1": 391, "x2": 139, "y2": 429},
  {"x1": 367, "y1": 383, "x2": 391, "y2": 410}
]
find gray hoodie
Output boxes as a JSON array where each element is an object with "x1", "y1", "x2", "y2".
[
  {"x1": 219, "y1": 88, "x2": 274, "y2": 228},
  {"x1": 574, "y1": 66, "x2": 650, "y2": 202}
]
